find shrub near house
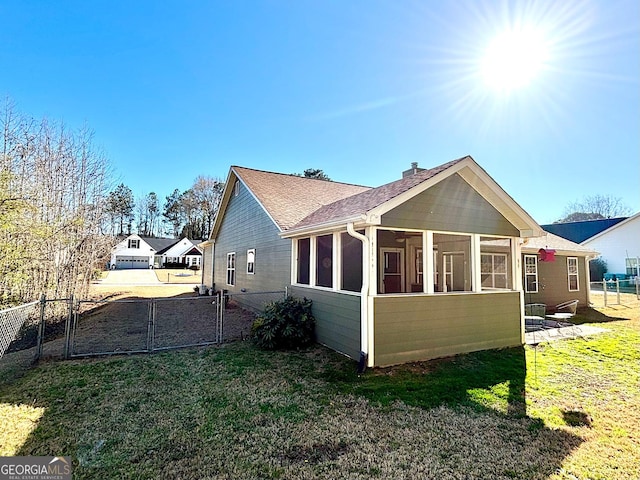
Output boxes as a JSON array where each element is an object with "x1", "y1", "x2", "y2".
[{"x1": 252, "y1": 296, "x2": 315, "y2": 350}]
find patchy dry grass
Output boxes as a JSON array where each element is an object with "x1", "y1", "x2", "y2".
[
  {"x1": 0, "y1": 344, "x2": 581, "y2": 479},
  {"x1": 0, "y1": 294, "x2": 637, "y2": 479}
]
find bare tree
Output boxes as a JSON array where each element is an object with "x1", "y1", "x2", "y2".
[
  {"x1": 557, "y1": 195, "x2": 633, "y2": 222},
  {"x1": 0, "y1": 101, "x2": 112, "y2": 304}
]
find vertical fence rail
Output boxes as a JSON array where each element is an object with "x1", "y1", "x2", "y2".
[
  {"x1": 217, "y1": 290, "x2": 224, "y2": 344},
  {"x1": 591, "y1": 278, "x2": 638, "y2": 307},
  {"x1": 35, "y1": 294, "x2": 46, "y2": 361}
]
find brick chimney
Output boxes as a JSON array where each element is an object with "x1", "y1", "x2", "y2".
[{"x1": 402, "y1": 162, "x2": 425, "y2": 178}]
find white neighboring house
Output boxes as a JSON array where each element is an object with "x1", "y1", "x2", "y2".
[
  {"x1": 160, "y1": 238, "x2": 203, "y2": 269},
  {"x1": 110, "y1": 235, "x2": 200, "y2": 269},
  {"x1": 582, "y1": 212, "x2": 640, "y2": 277}
]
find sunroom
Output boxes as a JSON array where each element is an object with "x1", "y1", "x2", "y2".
[{"x1": 284, "y1": 157, "x2": 542, "y2": 367}]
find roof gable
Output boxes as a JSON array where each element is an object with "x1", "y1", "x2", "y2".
[
  {"x1": 209, "y1": 166, "x2": 370, "y2": 239},
  {"x1": 290, "y1": 158, "x2": 464, "y2": 230},
  {"x1": 286, "y1": 156, "x2": 542, "y2": 238}
]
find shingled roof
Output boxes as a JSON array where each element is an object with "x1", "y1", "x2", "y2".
[
  {"x1": 232, "y1": 167, "x2": 370, "y2": 231},
  {"x1": 209, "y1": 156, "x2": 542, "y2": 241},
  {"x1": 523, "y1": 232, "x2": 598, "y2": 256},
  {"x1": 290, "y1": 157, "x2": 466, "y2": 230}
]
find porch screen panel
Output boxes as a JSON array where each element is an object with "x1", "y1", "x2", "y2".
[
  {"x1": 297, "y1": 238, "x2": 310, "y2": 285},
  {"x1": 341, "y1": 232, "x2": 362, "y2": 292},
  {"x1": 316, "y1": 234, "x2": 333, "y2": 288},
  {"x1": 434, "y1": 233, "x2": 472, "y2": 292},
  {"x1": 480, "y1": 237, "x2": 511, "y2": 290}
]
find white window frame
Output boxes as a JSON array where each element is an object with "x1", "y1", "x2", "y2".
[
  {"x1": 247, "y1": 248, "x2": 255, "y2": 275},
  {"x1": 234, "y1": 181, "x2": 240, "y2": 197},
  {"x1": 567, "y1": 257, "x2": 579, "y2": 292},
  {"x1": 128, "y1": 239, "x2": 140, "y2": 249},
  {"x1": 226, "y1": 252, "x2": 236, "y2": 286},
  {"x1": 480, "y1": 253, "x2": 509, "y2": 290},
  {"x1": 524, "y1": 254, "x2": 538, "y2": 293}
]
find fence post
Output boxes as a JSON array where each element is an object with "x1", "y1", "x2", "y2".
[
  {"x1": 35, "y1": 294, "x2": 46, "y2": 361},
  {"x1": 616, "y1": 279, "x2": 621, "y2": 305},
  {"x1": 217, "y1": 290, "x2": 224, "y2": 344},
  {"x1": 147, "y1": 300, "x2": 154, "y2": 352},
  {"x1": 637, "y1": 277, "x2": 639, "y2": 300},
  {"x1": 602, "y1": 279, "x2": 607, "y2": 307},
  {"x1": 64, "y1": 296, "x2": 74, "y2": 360}
]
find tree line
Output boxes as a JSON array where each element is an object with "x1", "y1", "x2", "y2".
[
  {"x1": 1, "y1": 100, "x2": 112, "y2": 304},
  {"x1": 105, "y1": 168, "x2": 331, "y2": 240},
  {"x1": 104, "y1": 176, "x2": 224, "y2": 240}
]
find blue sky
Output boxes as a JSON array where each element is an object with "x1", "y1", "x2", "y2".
[{"x1": 1, "y1": 0, "x2": 638, "y2": 224}]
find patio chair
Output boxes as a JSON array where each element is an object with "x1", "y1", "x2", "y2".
[
  {"x1": 524, "y1": 303, "x2": 546, "y2": 331},
  {"x1": 546, "y1": 300, "x2": 579, "y2": 324}
]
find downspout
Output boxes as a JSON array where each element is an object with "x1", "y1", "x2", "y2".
[
  {"x1": 200, "y1": 243, "x2": 207, "y2": 289},
  {"x1": 347, "y1": 223, "x2": 370, "y2": 372}
]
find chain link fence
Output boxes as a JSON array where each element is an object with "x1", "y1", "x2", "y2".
[
  {"x1": 1, "y1": 290, "x2": 287, "y2": 378},
  {"x1": 0, "y1": 300, "x2": 41, "y2": 359},
  {"x1": 0, "y1": 297, "x2": 73, "y2": 383}
]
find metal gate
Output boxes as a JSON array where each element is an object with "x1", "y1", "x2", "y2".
[{"x1": 67, "y1": 294, "x2": 224, "y2": 358}]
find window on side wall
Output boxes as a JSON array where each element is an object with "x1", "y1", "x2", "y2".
[
  {"x1": 226, "y1": 252, "x2": 236, "y2": 286},
  {"x1": 524, "y1": 255, "x2": 538, "y2": 293},
  {"x1": 247, "y1": 249, "x2": 255, "y2": 274},
  {"x1": 568, "y1": 257, "x2": 579, "y2": 291},
  {"x1": 297, "y1": 238, "x2": 310, "y2": 284}
]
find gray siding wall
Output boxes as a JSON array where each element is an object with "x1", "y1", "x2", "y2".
[
  {"x1": 213, "y1": 182, "x2": 292, "y2": 299},
  {"x1": 202, "y1": 243, "x2": 214, "y2": 287},
  {"x1": 382, "y1": 174, "x2": 519, "y2": 236},
  {"x1": 373, "y1": 292, "x2": 522, "y2": 366},
  {"x1": 524, "y1": 255, "x2": 589, "y2": 309},
  {"x1": 290, "y1": 286, "x2": 361, "y2": 360}
]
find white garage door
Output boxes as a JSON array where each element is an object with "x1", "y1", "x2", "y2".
[{"x1": 116, "y1": 256, "x2": 149, "y2": 269}]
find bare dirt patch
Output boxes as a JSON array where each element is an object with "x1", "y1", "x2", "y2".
[{"x1": 70, "y1": 283, "x2": 257, "y2": 356}]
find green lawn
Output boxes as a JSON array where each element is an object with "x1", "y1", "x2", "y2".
[{"x1": 0, "y1": 297, "x2": 638, "y2": 479}]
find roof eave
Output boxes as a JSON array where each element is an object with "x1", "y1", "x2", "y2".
[{"x1": 280, "y1": 215, "x2": 368, "y2": 238}]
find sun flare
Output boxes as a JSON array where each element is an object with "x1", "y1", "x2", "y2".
[{"x1": 481, "y1": 28, "x2": 549, "y2": 92}]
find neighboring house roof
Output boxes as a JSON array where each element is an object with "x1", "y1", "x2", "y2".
[
  {"x1": 581, "y1": 211, "x2": 640, "y2": 245},
  {"x1": 158, "y1": 238, "x2": 203, "y2": 256},
  {"x1": 209, "y1": 167, "x2": 371, "y2": 239},
  {"x1": 541, "y1": 217, "x2": 627, "y2": 243},
  {"x1": 144, "y1": 237, "x2": 181, "y2": 253}
]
